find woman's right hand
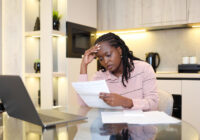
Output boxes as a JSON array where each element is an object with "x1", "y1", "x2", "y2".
[
  {"x1": 82, "y1": 44, "x2": 100, "y2": 66},
  {"x1": 80, "y1": 44, "x2": 100, "y2": 74}
]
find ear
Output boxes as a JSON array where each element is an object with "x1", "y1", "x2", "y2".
[{"x1": 117, "y1": 47, "x2": 122, "y2": 56}]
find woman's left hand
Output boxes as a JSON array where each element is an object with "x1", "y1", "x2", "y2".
[{"x1": 99, "y1": 93, "x2": 133, "y2": 108}]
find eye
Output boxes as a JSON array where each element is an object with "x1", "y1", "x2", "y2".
[
  {"x1": 106, "y1": 54, "x2": 111, "y2": 57},
  {"x1": 98, "y1": 57, "x2": 103, "y2": 62}
]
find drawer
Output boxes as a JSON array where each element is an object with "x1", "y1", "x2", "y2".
[{"x1": 157, "y1": 80, "x2": 182, "y2": 95}]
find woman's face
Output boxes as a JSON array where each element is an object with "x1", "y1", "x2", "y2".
[{"x1": 95, "y1": 42, "x2": 123, "y2": 75}]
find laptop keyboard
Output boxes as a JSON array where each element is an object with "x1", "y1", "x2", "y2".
[{"x1": 39, "y1": 114, "x2": 62, "y2": 123}]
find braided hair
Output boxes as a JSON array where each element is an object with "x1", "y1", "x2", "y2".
[{"x1": 95, "y1": 32, "x2": 140, "y2": 87}]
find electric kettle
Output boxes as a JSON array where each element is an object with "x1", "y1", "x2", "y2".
[{"x1": 145, "y1": 52, "x2": 160, "y2": 72}]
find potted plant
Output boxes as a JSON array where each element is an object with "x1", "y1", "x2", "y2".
[
  {"x1": 53, "y1": 10, "x2": 62, "y2": 30},
  {"x1": 34, "y1": 59, "x2": 40, "y2": 73}
]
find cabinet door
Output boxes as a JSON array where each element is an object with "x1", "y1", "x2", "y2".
[
  {"x1": 182, "y1": 80, "x2": 200, "y2": 135},
  {"x1": 188, "y1": 0, "x2": 200, "y2": 23},
  {"x1": 142, "y1": 0, "x2": 187, "y2": 26},
  {"x1": 157, "y1": 80, "x2": 182, "y2": 95},
  {"x1": 97, "y1": 0, "x2": 142, "y2": 30}
]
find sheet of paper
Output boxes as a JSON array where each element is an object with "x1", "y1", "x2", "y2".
[
  {"x1": 101, "y1": 111, "x2": 180, "y2": 124},
  {"x1": 72, "y1": 80, "x2": 123, "y2": 109}
]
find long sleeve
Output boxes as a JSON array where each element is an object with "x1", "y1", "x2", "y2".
[{"x1": 131, "y1": 64, "x2": 158, "y2": 111}]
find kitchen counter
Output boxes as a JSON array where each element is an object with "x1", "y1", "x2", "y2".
[{"x1": 156, "y1": 72, "x2": 200, "y2": 80}]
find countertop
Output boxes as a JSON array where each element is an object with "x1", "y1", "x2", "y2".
[{"x1": 156, "y1": 72, "x2": 200, "y2": 79}]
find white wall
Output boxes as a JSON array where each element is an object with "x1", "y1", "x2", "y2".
[
  {"x1": 2, "y1": 0, "x2": 24, "y2": 76},
  {"x1": 66, "y1": 0, "x2": 97, "y2": 28},
  {"x1": 0, "y1": 0, "x2": 2, "y2": 74},
  {"x1": 117, "y1": 28, "x2": 200, "y2": 72}
]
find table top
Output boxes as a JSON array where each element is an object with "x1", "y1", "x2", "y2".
[{"x1": 0, "y1": 107, "x2": 199, "y2": 140}]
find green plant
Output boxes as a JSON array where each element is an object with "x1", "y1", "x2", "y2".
[
  {"x1": 53, "y1": 10, "x2": 62, "y2": 21},
  {"x1": 34, "y1": 59, "x2": 40, "y2": 63}
]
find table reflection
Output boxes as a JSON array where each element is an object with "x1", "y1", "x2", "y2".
[{"x1": 0, "y1": 107, "x2": 199, "y2": 140}]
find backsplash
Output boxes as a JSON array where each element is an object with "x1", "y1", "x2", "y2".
[{"x1": 118, "y1": 28, "x2": 200, "y2": 72}]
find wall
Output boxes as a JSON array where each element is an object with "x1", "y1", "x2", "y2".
[
  {"x1": 117, "y1": 28, "x2": 200, "y2": 72},
  {"x1": 0, "y1": 0, "x2": 2, "y2": 74},
  {"x1": 2, "y1": 0, "x2": 24, "y2": 76}
]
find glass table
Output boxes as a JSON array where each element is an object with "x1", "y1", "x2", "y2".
[{"x1": 0, "y1": 107, "x2": 199, "y2": 140}]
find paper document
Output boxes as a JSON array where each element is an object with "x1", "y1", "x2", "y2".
[
  {"x1": 101, "y1": 111, "x2": 180, "y2": 124},
  {"x1": 72, "y1": 80, "x2": 123, "y2": 109}
]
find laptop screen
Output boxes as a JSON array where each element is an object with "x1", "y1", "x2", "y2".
[{"x1": 0, "y1": 75, "x2": 43, "y2": 126}]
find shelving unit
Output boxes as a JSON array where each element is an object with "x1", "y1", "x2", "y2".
[
  {"x1": 25, "y1": 72, "x2": 66, "y2": 78},
  {"x1": 24, "y1": 0, "x2": 67, "y2": 109},
  {"x1": 25, "y1": 30, "x2": 66, "y2": 37}
]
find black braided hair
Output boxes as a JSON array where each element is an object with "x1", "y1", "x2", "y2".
[{"x1": 95, "y1": 32, "x2": 140, "y2": 87}]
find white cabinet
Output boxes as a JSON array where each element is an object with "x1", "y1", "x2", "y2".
[
  {"x1": 157, "y1": 79, "x2": 200, "y2": 135},
  {"x1": 157, "y1": 80, "x2": 182, "y2": 95},
  {"x1": 66, "y1": 0, "x2": 97, "y2": 28},
  {"x1": 97, "y1": 0, "x2": 199, "y2": 30},
  {"x1": 182, "y1": 80, "x2": 200, "y2": 135},
  {"x1": 141, "y1": 0, "x2": 187, "y2": 26},
  {"x1": 97, "y1": 0, "x2": 142, "y2": 30},
  {"x1": 188, "y1": 0, "x2": 200, "y2": 23}
]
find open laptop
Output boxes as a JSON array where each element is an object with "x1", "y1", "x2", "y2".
[{"x1": 0, "y1": 75, "x2": 87, "y2": 129}]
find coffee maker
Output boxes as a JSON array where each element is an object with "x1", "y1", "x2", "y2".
[{"x1": 146, "y1": 52, "x2": 160, "y2": 72}]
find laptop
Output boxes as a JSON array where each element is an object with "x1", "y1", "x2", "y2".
[{"x1": 0, "y1": 75, "x2": 87, "y2": 129}]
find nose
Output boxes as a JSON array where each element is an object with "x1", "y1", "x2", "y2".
[{"x1": 104, "y1": 57, "x2": 109, "y2": 65}]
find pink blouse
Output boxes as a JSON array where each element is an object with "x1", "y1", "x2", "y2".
[{"x1": 78, "y1": 60, "x2": 158, "y2": 111}]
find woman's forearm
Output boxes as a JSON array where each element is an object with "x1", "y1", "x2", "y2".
[{"x1": 80, "y1": 62, "x2": 88, "y2": 74}]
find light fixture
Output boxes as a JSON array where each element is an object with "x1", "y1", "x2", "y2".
[
  {"x1": 52, "y1": 34, "x2": 62, "y2": 37},
  {"x1": 31, "y1": 36, "x2": 40, "y2": 38},
  {"x1": 192, "y1": 25, "x2": 200, "y2": 28},
  {"x1": 96, "y1": 29, "x2": 146, "y2": 36}
]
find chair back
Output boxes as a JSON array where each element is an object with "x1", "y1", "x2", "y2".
[{"x1": 158, "y1": 89, "x2": 174, "y2": 116}]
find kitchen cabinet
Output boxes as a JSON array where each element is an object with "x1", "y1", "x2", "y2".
[
  {"x1": 66, "y1": 0, "x2": 97, "y2": 28},
  {"x1": 188, "y1": 0, "x2": 200, "y2": 23},
  {"x1": 141, "y1": 0, "x2": 187, "y2": 26},
  {"x1": 157, "y1": 80, "x2": 182, "y2": 95},
  {"x1": 97, "y1": 0, "x2": 142, "y2": 30},
  {"x1": 157, "y1": 78, "x2": 200, "y2": 134},
  {"x1": 182, "y1": 80, "x2": 200, "y2": 135},
  {"x1": 97, "y1": 0, "x2": 189, "y2": 30}
]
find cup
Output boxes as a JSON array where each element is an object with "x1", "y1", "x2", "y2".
[
  {"x1": 182, "y1": 57, "x2": 189, "y2": 64},
  {"x1": 189, "y1": 56, "x2": 197, "y2": 64}
]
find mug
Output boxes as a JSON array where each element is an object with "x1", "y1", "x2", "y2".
[
  {"x1": 189, "y1": 56, "x2": 197, "y2": 64},
  {"x1": 182, "y1": 57, "x2": 189, "y2": 64}
]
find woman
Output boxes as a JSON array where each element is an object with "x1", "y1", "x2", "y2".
[{"x1": 78, "y1": 32, "x2": 158, "y2": 111}]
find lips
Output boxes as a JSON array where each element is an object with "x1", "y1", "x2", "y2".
[{"x1": 107, "y1": 65, "x2": 113, "y2": 70}]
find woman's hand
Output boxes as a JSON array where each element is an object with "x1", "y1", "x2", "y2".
[
  {"x1": 99, "y1": 93, "x2": 133, "y2": 108},
  {"x1": 80, "y1": 44, "x2": 100, "y2": 74}
]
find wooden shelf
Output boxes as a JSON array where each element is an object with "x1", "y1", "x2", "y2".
[
  {"x1": 25, "y1": 30, "x2": 66, "y2": 37},
  {"x1": 25, "y1": 73, "x2": 41, "y2": 77},
  {"x1": 25, "y1": 72, "x2": 66, "y2": 78},
  {"x1": 53, "y1": 72, "x2": 66, "y2": 77}
]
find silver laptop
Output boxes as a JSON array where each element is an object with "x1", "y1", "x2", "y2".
[{"x1": 0, "y1": 75, "x2": 87, "y2": 129}]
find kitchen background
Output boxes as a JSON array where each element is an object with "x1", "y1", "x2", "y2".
[
  {"x1": 120, "y1": 28, "x2": 200, "y2": 72},
  {"x1": 1, "y1": 0, "x2": 200, "y2": 135}
]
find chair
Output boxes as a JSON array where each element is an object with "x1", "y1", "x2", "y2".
[{"x1": 157, "y1": 89, "x2": 174, "y2": 116}]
